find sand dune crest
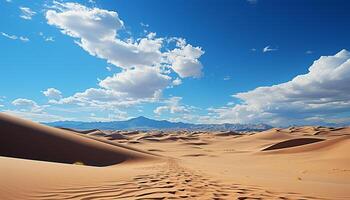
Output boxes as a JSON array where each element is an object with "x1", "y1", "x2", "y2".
[{"x1": 0, "y1": 113, "x2": 156, "y2": 166}]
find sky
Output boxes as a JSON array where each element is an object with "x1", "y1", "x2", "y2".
[{"x1": 1, "y1": 0, "x2": 350, "y2": 126}]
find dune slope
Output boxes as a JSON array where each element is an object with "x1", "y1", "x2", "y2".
[
  {"x1": 0, "y1": 113, "x2": 156, "y2": 166},
  {"x1": 262, "y1": 138, "x2": 324, "y2": 151}
]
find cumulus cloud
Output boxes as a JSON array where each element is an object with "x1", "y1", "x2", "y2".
[
  {"x1": 46, "y1": 2, "x2": 163, "y2": 69},
  {"x1": 45, "y1": 2, "x2": 203, "y2": 73},
  {"x1": 19, "y1": 7, "x2": 36, "y2": 20},
  {"x1": 53, "y1": 88, "x2": 122, "y2": 105},
  {"x1": 12, "y1": 98, "x2": 43, "y2": 113},
  {"x1": 172, "y1": 78, "x2": 182, "y2": 86},
  {"x1": 12, "y1": 98, "x2": 38, "y2": 107},
  {"x1": 51, "y1": 88, "x2": 143, "y2": 110},
  {"x1": 5, "y1": 98, "x2": 73, "y2": 122},
  {"x1": 42, "y1": 88, "x2": 62, "y2": 100},
  {"x1": 209, "y1": 49, "x2": 350, "y2": 126},
  {"x1": 153, "y1": 97, "x2": 192, "y2": 115},
  {"x1": 52, "y1": 69, "x2": 168, "y2": 109},
  {"x1": 166, "y1": 43, "x2": 204, "y2": 78},
  {"x1": 99, "y1": 67, "x2": 171, "y2": 98},
  {"x1": 44, "y1": 2, "x2": 205, "y2": 110}
]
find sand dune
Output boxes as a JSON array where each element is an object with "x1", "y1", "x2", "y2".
[
  {"x1": 247, "y1": 128, "x2": 295, "y2": 140},
  {"x1": 264, "y1": 135, "x2": 350, "y2": 154},
  {"x1": 214, "y1": 131, "x2": 242, "y2": 137},
  {"x1": 1, "y1": 114, "x2": 349, "y2": 200},
  {"x1": 105, "y1": 132, "x2": 128, "y2": 140},
  {"x1": 0, "y1": 113, "x2": 156, "y2": 167},
  {"x1": 262, "y1": 138, "x2": 325, "y2": 151}
]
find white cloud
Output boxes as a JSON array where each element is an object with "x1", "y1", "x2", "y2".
[
  {"x1": 3, "y1": 110, "x2": 67, "y2": 122},
  {"x1": 53, "y1": 88, "x2": 123, "y2": 105},
  {"x1": 12, "y1": 98, "x2": 38, "y2": 107},
  {"x1": 19, "y1": 7, "x2": 36, "y2": 20},
  {"x1": 99, "y1": 67, "x2": 171, "y2": 99},
  {"x1": 263, "y1": 45, "x2": 278, "y2": 53},
  {"x1": 154, "y1": 97, "x2": 191, "y2": 115},
  {"x1": 45, "y1": 36, "x2": 54, "y2": 42},
  {"x1": 172, "y1": 77, "x2": 182, "y2": 86},
  {"x1": 42, "y1": 88, "x2": 62, "y2": 100},
  {"x1": 12, "y1": 98, "x2": 44, "y2": 113},
  {"x1": 45, "y1": 2, "x2": 204, "y2": 74},
  {"x1": 106, "y1": 66, "x2": 112, "y2": 71},
  {"x1": 46, "y1": 2, "x2": 163, "y2": 69},
  {"x1": 140, "y1": 22, "x2": 149, "y2": 27},
  {"x1": 19, "y1": 36, "x2": 29, "y2": 42},
  {"x1": 44, "y1": 2, "x2": 205, "y2": 110},
  {"x1": 51, "y1": 88, "x2": 144, "y2": 110},
  {"x1": 9, "y1": 99, "x2": 75, "y2": 123},
  {"x1": 166, "y1": 43, "x2": 204, "y2": 78},
  {"x1": 208, "y1": 49, "x2": 350, "y2": 126},
  {"x1": 1, "y1": 32, "x2": 17, "y2": 40},
  {"x1": 7, "y1": 96, "x2": 125, "y2": 123},
  {"x1": 38, "y1": 32, "x2": 55, "y2": 42},
  {"x1": 154, "y1": 106, "x2": 168, "y2": 115},
  {"x1": 89, "y1": 110, "x2": 128, "y2": 122},
  {"x1": 1, "y1": 32, "x2": 29, "y2": 42}
]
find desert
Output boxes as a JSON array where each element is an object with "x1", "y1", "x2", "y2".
[
  {"x1": 1, "y1": 1, "x2": 350, "y2": 199},
  {"x1": 1, "y1": 113, "x2": 349, "y2": 200}
]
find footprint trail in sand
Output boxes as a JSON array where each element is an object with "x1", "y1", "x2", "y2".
[{"x1": 31, "y1": 159, "x2": 328, "y2": 200}]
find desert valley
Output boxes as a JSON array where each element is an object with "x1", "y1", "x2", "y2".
[
  {"x1": 1, "y1": 0, "x2": 350, "y2": 199},
  {"x1": 1, "y1": 113, "x2": 349, "y2": 200}
]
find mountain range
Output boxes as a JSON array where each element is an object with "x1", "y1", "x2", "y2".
[{"x1": 44, "y1": 116, "x2": 272, "y2": 132}]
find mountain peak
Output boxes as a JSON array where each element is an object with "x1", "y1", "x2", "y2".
[
  {"x1": 129, "y1": 116, "x2": 153, "y2": 122},
  {"x1": 45, "y1": 116, "x2": 272, "y2": 131},
  {"x1": 134, "y1": 116, "x2": 149, "y2": 120}
]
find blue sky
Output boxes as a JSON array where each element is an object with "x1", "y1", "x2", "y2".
[{"x1": 1, "y1": 0, "x2": 350, "y2": 126}]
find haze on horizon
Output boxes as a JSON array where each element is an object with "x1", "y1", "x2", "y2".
[{"x1": 1, "y1": 0, "x2": 350, "y2": 127}]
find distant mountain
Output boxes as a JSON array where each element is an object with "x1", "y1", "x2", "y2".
[{"x1": 44, "y1": 116, "x2": 272, "y2": 132}]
